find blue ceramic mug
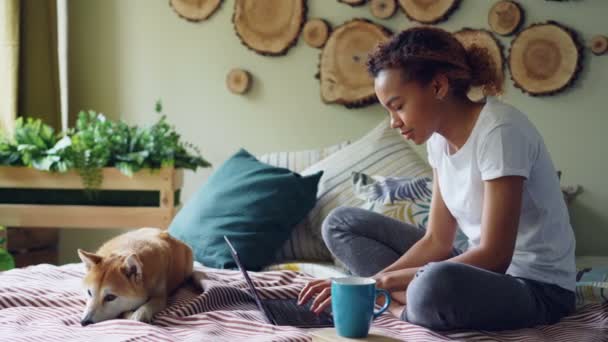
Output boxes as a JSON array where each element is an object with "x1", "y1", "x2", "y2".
[{"x1": 331, "y1": 277, "x2": 391, "y2": 338}]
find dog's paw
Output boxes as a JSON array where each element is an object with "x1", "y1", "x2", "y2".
[
  {"x1": 120, "y1": 310, "x2": 135, "y2": 319},
  {"x1": 126, "y1": 306, "x2": 155, "y2": 323},
  {"x1": 191, "y1": 270, "x2": 208, "y2": 292}
]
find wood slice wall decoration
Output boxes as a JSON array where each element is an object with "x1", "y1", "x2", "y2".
[
  {"x1": 170, "y1": 0, "x2": 223, "y2": 22},
  {"x1": 319, "y1": 19, "x2": 392, "y2": 108},
  {"x1": 453, "y1": 29, "x2": 505, "y2": 102},
  {"x1": 591, "y1": 35, "x2": 608, "y2": 56},
  {"x1": 338, "y1": 0, "x2": 367, "y2": 6},
  {"x1": 509, "y1": 21, "x2": 583, "y2": 96},
  {"x1": 488, "y1": 0, "x2": 523, "y2": 36},
  {"x1": 227, "y1": 68, "x2": 252, "y2": 94},
  {"x1": 233, "y1": 0, "x2": 307, "y2": 56},
  {"x1": 303, "y1": 19, "x2": 331, "y2": 48},
  {"x1": 370, "y1": 0, "x2": 398, "y2": 19},
  {"x1": 398, "y1": 0, "x2": 460, "y2": 24}
]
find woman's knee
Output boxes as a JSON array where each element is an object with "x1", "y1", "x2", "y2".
[
  {"x1": 405, "y1": 262, "x2": 463, "y2": 329},
  {"x1": 321, "y1": 207, "x2": 364, "y2": 246}
]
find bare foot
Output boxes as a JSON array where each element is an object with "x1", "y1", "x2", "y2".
[
  {"x1": 377, "y1": 291, "x2": 406, "y2": 308},
  {"x1": 390, "y1": 291, "x2": 406, "y2": 305},
  {"x1": 388, "y1": 301, "x2": 405, "y2": 318}
]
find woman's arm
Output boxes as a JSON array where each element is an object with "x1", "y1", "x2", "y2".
[
  {"x1": 447, "y1": 175, "x2": 523, "y2": 273},
  {"x1": 377, "y1": 175, "x2": 524, "y2": 291},
  {"x1": 376, "y1": 169, "x2": 458, "y2": 275}
]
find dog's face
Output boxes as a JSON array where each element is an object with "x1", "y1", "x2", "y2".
[{"x1": 78, "y1": 250, "x2": 148, "y2": 325}]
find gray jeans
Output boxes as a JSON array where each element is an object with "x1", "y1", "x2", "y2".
[{"x1": 322, "y1": 207, "x2": 575, "y2": 331}]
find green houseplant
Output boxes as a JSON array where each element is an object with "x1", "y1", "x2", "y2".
[
  {"x1": 0, "y1": 101, "x2": 211, "y2": 190},
  {"x1": 0, "y1": 102, "x2": 211, "y2": 208}
]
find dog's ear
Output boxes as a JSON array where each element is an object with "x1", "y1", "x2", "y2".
[
  {"x1": 78, "y1": 249, "x2": 102, "y2": 271},
  {"x1": 123, "y1": 254, "x2": 143, "y2": 282}
]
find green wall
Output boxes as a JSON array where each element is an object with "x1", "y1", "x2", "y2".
[{"x1": 60, "y1": 0, "x2": 608, "y2": 263}]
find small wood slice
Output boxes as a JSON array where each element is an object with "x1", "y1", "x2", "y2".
[
  {"x1": 591, "y1": 35, "x2": 608, "y2": 56},
  {"x1": 509, "y1": 21, "x2": 583, "y2": 96},
  {"x1": 170, "y1": 0, "x2": 223, "y2": 22},
  {"x1": 398, "y1": 0, "x2": 460, "y2": 24},
  {"x1": 370, "y1": 0, "x2": 398, "y2": 19},
  {"x1": 488, "y1": 0, "x2": 523, "y2": 36},
  {"x1": 303, "y1": 19, "x2": 331, "y2": 48},
  {"x1": 226, "y1": 68, "x2": 251, "y2": 94},
  {"x1": 454, "y1": 29, "x2": 505, "y2": 102},
  {"x1": 319, "y1": 19, "x2": 392, "y2": 108},
  {"x1": 233, "y1": 0, "x2": 307, "y2": 56},
  {"x1": 338, "y1": 0, "x2": 367, "y2": 6}
]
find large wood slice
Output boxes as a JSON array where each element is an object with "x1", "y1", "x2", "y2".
[
  {"x1": 488, "y1": 0, "x2": 523, "y2": 36},
  {"x1": 170, "y1": 0, "x2": 223, "y2": 22},
  {"x1": 370, "y1": 0, "x2": 398, "y2": 19},
  {"x1": 338, "y1": 0, "x2": 367, "y2": 6},
  {"x1": 233, "y1": 0, "x2": 307, "y2": 56},
  {"x1": 398, "y1": 0, "x2": 460, "y2": 24},
  {"x1": 303, "y1": 19, "x2": 331, "y2": 48},
  {"x1": 319, "y1": 19, "x2": 392, "y2": 108},
  {"x1": 509, "y1": 21, "x2": 583, "y2": 96},
  {"x1": 453, "y1": 28, "x2": 505, "y2": 102}
]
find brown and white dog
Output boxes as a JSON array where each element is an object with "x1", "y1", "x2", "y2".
[{"x1": 78, "y1": 227, "x2": 197, "y2": 326}]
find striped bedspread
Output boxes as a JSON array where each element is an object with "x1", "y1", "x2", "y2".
[{"x1": 0, "y1": 263, "x2": 606, "y2": 342}]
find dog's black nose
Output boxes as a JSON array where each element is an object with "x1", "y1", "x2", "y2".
[{"x1": 81, "y1": 319, "x2": 93, "y2": 326}]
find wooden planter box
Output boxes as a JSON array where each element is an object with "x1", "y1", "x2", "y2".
[{"x1": 0, "y1": 166, "x2": 183, "y2": 230}]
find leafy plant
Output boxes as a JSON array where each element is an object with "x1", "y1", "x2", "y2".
[{"x1": 0, "y1": 101, "x2": 211, "y2": 189}]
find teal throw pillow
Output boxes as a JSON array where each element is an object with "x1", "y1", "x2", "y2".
[{"x1": 169, "y1": 148, "x2": 323, "y2": 271}]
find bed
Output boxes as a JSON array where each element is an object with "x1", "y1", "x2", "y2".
[
  {"x1": 0, "y1": 262, "x2": 606, "y2": 342},
  {"x1": 2, "y1": 121, "x2": 605, "y2": 341}
]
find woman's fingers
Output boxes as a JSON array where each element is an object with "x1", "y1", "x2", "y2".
[
  {"x1": 298, "y1": 279, "x2": 318, "y2": 302},
  {"x1": 298, "y1": 279, "x2": 321, "y2": 304},
  {"x1": 298, "y1": 279, "x2": 329, "y2": 305},
  {"x1": 313, "y1": 295, "x2": 332, "y2": 315},
  {"x1": 310, "y1": 287, "x2": 331, "y2": 312}
]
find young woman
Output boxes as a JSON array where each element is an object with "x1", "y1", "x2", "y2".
[{"x1": 297, "y1": 27, "x2": 576, "y2": 331}]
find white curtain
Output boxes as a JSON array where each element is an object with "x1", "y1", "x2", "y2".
[
  {"x1": 57, "y1": 0, "x2": 68, "y2": 132},
  {"x1": 0, "y1": 0, "x2": 69, "y2": 135},
  {"x1": 0, "y1": 0, "x2": 19, "y2": 136}
]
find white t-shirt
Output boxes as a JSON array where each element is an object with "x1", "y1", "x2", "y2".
[{"x1": 427, "y1": 97, "x2": 576, "y2": 291}]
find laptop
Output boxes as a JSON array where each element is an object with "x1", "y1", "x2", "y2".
[{"x1": 224, "y1": 236, "x2": 334, "y2": 328}]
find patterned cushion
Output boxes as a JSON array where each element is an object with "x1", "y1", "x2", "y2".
[
  {"x1": 352, "y1": 172, "x2": 470, "y2": 252},
  {"x1": 290, "y1": 119, "x2": 431, "y2": 262},
  {"x1": 576, "y1": 267, "x2": 608, "y2": 307},
  {"x1": 352, "y1": 172, "x2": 432, "y2": 228}
]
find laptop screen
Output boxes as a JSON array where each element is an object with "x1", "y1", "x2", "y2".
[{"x1": 224, "y1": 236, "x2": 267, "y2": 313}]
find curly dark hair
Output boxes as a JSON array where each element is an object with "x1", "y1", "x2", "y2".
[{"x1": 366, "y1": 27, "x2": 501, "y2": 98}]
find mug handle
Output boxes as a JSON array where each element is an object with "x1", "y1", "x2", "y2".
[{"x1": 373, "y1": 289, "x2": 391, "y2": 319}]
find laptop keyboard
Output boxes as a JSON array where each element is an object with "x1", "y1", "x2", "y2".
[{"x1": 263, "y1": 299, "x2": 333, "y2": 326}]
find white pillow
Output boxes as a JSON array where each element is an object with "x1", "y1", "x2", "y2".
[
  {"x1": 259, "y1": 141, "x2": 350, "y2": 174},
  {"x1": 259, "y1": 141, "x2": 351, "y2": 262},
  {"x1": 294, "y1": 118, "x2": 432, "y2": 261}
]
